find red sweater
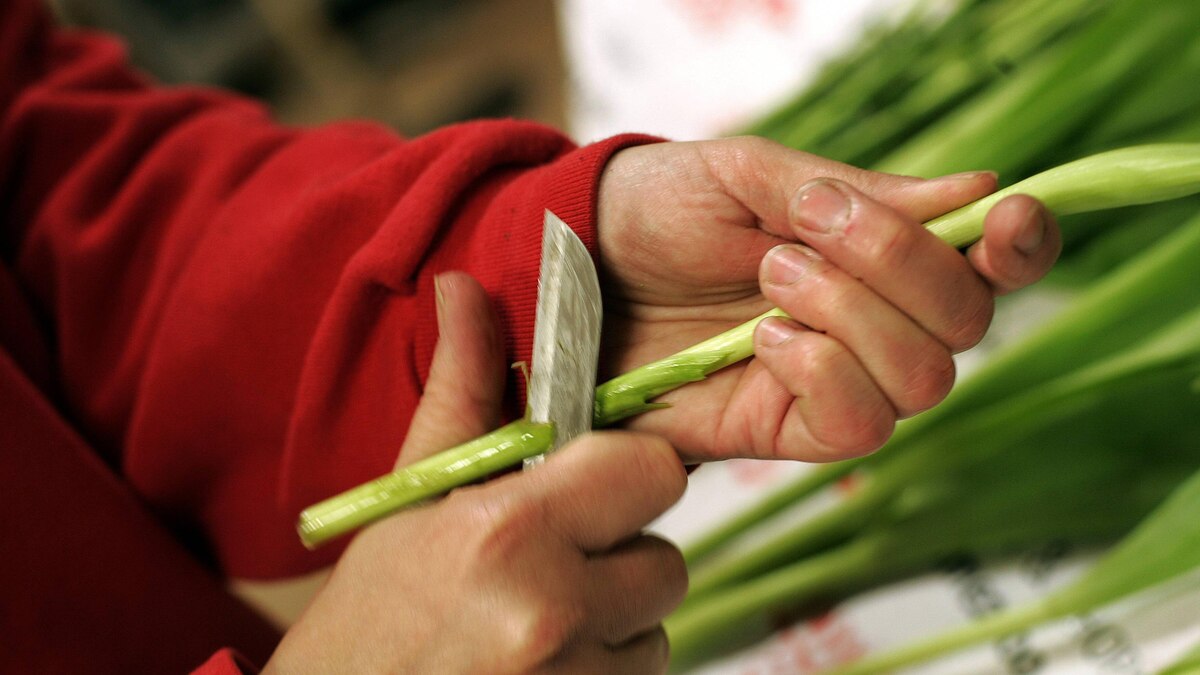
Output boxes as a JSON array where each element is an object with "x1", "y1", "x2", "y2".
[{"x1": 0, "y1": 2, "x2": 656, "y2": 671}]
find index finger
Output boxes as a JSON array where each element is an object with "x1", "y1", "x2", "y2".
[
  {"x1": 697, "y1": 137, "x2": 999, "y2": 229},
  {"x1": 515, "y1": 431, "x2": 687, "y2": 552}
]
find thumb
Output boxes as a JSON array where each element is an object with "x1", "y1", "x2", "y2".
[{"x1": 396, "y1": 272, "x2": 507, "y2": 467}]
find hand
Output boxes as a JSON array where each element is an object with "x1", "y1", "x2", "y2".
[
  {"x1": 597, "y1": 137, "x2": 1062, "y2": 463},
  {"x1": 267, "y1": 273, "x2": 688, "y2": 674}
]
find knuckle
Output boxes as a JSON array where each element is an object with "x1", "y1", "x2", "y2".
[
  {"x1": 898, "y1": 343, "x2": 956, "y2": 416},
  {"x1": 635, "y1": 535, "x2": 689, "y2": 610},
  {"x1": 793, "y1": 259, "x2": 847, "y2": 324},
  {"x1": 799, "y1": 338, "x2": 896, "y2": 459},
  {"x1": 983, "y1": 246, "x2": 1036, "y2": 292},
  {"x1": 795, "y1": 330, "x2": 837, "y2": 370},
  {"x1": 624, "y1": 433, "x2": 688, "y2": 504},
  {"x1": 782, "y1": 335, "x2": 829, "y2": 397},
  {"x1": 709, "y1": 136, "x2": 774, "y2": 180},
  {"x1": 656, "y1": 541, "x2": 690, "y2": 612},
  {"x1": 730, "y1": 134, "x2": 776, "y2": 155},
  {"x1": 1009, "y1": 258, "x2": 1044, "y2": 289},
  {"x1": 439, "y1": 486, "x2": 488, "y2": 526},
  {"x1": 810, "y1": 398, "x2": 895, "y2": 461},
  {"x1": 864, "y1": 218, "x2": 917, "y2": 269},
  {"x1": 943, "y1": 294, "x2": 994, "y2": 352},
  {"x1": 508, "y1": 597, "x2": 583, "y2": 667},
  {"x1": 792, "y1": 333, "x2": 841, "y2": 393},
  {"x1": 851, "y1": 403, "x2": 898, "y2": 456},
  {"x1": 457, "y1": 491, "x2": 542, "y2": 566},
  {"x1": 646, "y1": 626, "x2": 672, "y2": 673}
]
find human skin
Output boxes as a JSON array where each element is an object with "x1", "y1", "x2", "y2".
[
  {"x1": 594, "y1": 136, "x2": 1061, "y2": 464},
  {"x1": 260, "y1": 137, "x2": 1061, "y2": 671},
  {"x1": 266, "y1": 273, "x2": 688, "y2": 673}
]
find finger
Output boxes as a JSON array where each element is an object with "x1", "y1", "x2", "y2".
[
  {"x1": 783, "y1": 178, "x2": 995, "y2": 353},
  {"x1": 540, "y1": 627, "x2": 670, "y2": 675},
  {"x1": 753, "y1": 320, "x2": 896, "y2": 461},
  {"x1": 966, "y1": 194, "x2": 1062, "y2": 295},
  {"x1": 514, "y1": 432, "x2": 687, "y2": 552},
  {"x1": 699, "y1": 136, "x2": 998, "y2": 231},
  {"x1": 759, "y1": 244, "x2": 956, "y2": 417},
  {"x1": 885, "y1": 170, "x2": 1000, "y2": 223},
  {"x1": 584, "y1": 535, "x2": 687, "y2": 645},
  {"x1": 397, "y1": 272, "x2": 507, "y2": 467}
]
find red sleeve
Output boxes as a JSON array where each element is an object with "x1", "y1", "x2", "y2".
[
  {"x1": 191, "y1": 649, "x2": 257, "y2": 675},
  {"x1": 1, "y1": 0, "x2": 661, "y2": 578}
]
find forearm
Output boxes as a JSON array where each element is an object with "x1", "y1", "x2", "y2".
[{"x1": 1, "y1": 0, "x2": 660, "y2": 578}]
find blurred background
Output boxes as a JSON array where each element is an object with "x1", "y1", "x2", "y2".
[
  {"x1": 45, "y1": 0, "x2": 890, "y2": 142},
  {"x1": 48, "y1": 0, "x2": 570, "y2": 134}
]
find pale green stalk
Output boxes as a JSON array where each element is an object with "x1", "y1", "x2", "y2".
[
  {"x1": 671, "y1": 355, "x2": 1200, "y2": 668},
  {"x1": 670, "y1": 374, "x2": 1200, "y2": 669},
  {"x1": 681, "y1": 159, "x2": 1200, "y2": 566},
  {"x1": 766, "y1": 1, "x2": 951, "y2": 150},
  {"x1": 927, "y1": 144, "x2": 1200, "y2": 247},
  {"x1": 606, "y1": 144, "x2": 1200, "y2": 425},
  {"x1": 297, "y1": 420, "x2": 553, "y2": 548},
  {"x1": 1049, "y1": 195, "x2": 1200, "y2": 279},
  {"x1": 830, "y1": 465, "x2": 1200, "y2": 675},
  {"x1": 299, "y1": 144, "x2": 1200, "y2": 547},
  {"x1": 592, "y1": 308, "x2": 784, "y2": 425},
  {"x1": 683, "y1": 305, "x2": 1200, "y2": 601},
  {"x1": 874, "y1": 0, "x2": 1200, "y2": 179},
  {"x1": 684, "y1": 482, "x2": 884, "y2": 599},
  {"x1": 1078, "y1": 35, "x2": 1200, "y2": 152},
  {"x1": 681, "y1": 460, "x2": 861, "y2": 565},
  {"x1": 817, "y1": 0, "x2": 1097, "y2": 166},
  {"x1": 669, "y1": 536, "x2": 891, "y2": 670}
]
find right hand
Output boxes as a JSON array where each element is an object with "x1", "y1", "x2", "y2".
[{"x1": 266, "y1": 272, "x2": 688, "y2": 674}]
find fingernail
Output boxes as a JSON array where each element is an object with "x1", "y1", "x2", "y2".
[
  {"x1": 793, "y1": 180, "x2": 850, "y2": 234},
  {"x1": 764, "y1": 245, "x2": 819, "y2": 286},
  {"x1": 757, "y1": 317, "x2": 799, "y2": 348},
  {"x1": 935, "y1": 170, "x2": 998, "y2": 183},
  {"x1": 1015, "y1": 205, "x2": 1045, "y2": 254}
]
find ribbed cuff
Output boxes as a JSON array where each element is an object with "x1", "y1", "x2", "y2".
[
  {"x1": 413, "y1": 132, "x2": 665, "y2": 414},
  {"x1": 191, "y1": 648, "x2": 259, "y2": 675}
]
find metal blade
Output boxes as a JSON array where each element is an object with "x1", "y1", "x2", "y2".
[{"x1": 525, "y1": 210, "x2": 602, "y2": 467}]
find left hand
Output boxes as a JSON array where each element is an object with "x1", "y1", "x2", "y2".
[
  {"x1": 269, "y1": 273, "x2": 686, "y2": 674},
  {"x1": 595, "y1": 136, "x2": 1061, "y2": 464}
]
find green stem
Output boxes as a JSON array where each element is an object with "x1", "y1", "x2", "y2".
[
  {"x1": 927, "y1": 143, "x2": 1200, "y2": 247},
  {"x1": 680, "y1": 286, "x2": 1200, "y2": 589},
  {"x1": 298, "y1": 144, "x2": 1200, "y2": 546},
  {"x1": 874, "y1": 0, "x2": 1200, "y2": 179},
  {"x1": 667, "y1": 537, "x2": 888, "y2": 671},
  {"x1": 827, "y1": 600, "x2": 1058, "y2": 675},
  {"x1": 830, "y1": 464, "x2": 1200, "y2": 675},
  {"x1": 593, "y1": 307, "x2": 786, "y2": 426},
  {"x1": 681, "y1": 460, "x2": 862, "y2": 565},
  {"x1": 756, "y1": 3, "x2": 944, "y2": 149},
  {"x1": 685, "y1": 481, "x2": 885, "y2": 600},
  {"x1": 297, "y1": 420, "x2": 553, "y2": 548},
  {"x1": 817, "y1": 0, "x2": 1095, "y2": 166}
]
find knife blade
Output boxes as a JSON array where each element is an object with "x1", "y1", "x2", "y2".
[
  {"x1": 524, "y1": 210, "x2": 603, "y2": 467},
  {"x1": 294, "y1": 211, "x2": 602, "y2": 548}
]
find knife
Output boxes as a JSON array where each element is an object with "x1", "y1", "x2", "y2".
[
  {"x1": 296, "y1": 210, "x2": 601, "y2": 547},
  {"x1": 524, "y1": 210, "x2": 603, "y2": 466}
]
